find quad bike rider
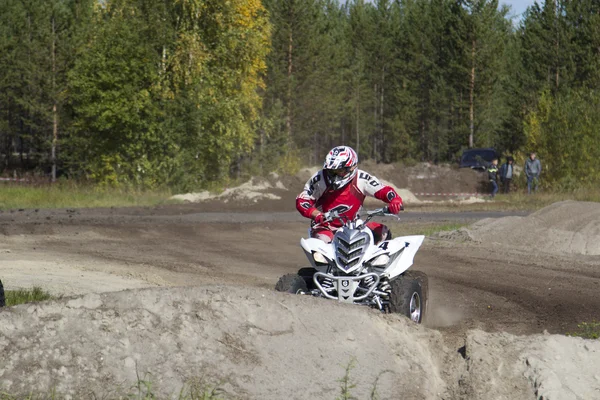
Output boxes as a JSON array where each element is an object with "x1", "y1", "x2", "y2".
[
  {"x1": 278, "y1": 145, "x2": 429, "y2": 323},
  {"x1": 296, "y1": 146, "x2": 403, "y2": 244}
]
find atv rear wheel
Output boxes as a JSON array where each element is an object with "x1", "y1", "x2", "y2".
[
  {"x1": 275, "y1": 274, "x2": 308, "y2": 294},
  {"x1": 388, "y1": 271, "x2": 428, "y2": 323}
]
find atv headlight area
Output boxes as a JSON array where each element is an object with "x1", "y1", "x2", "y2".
[
  {"x1": 368, "y1": 254, "x2": 390, "y2": 267},
  {"x1": 313, "y1": 251, "x2": 330, "y2": 265}
]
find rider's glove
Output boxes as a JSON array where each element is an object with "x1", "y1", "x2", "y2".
[
  {"x1": 313, "y1": 213, "x2": 326, "y2": 225},
  {"x1": 388, "y1": 198, "x2": 403, "y2": 214}
]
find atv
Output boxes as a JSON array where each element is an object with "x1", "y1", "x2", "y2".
[{"x1": 275, "y1": 207, "x2": 428, "y2": 323}]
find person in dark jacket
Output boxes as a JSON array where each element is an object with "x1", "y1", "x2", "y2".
[
  {"x1": 488, "y1": 158, "x2": 499, "y2": 198},
  {"x1": 499, "y1": 156, "x2": 514, "y2": 194}
]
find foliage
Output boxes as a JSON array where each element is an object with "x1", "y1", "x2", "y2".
[
  {"x1": 65, "y1": 0, "x2": 271, "y2": 189},
  {"x1": 0, "y1": 0, "x2": 271, "y2": 189},
  {"x1": 5, "y1": 287, "x2": 54, "y2": 307},
  {"x1": 568, "y1": 321, "x2": 600, "y2": 340},
  {"x1": 2, "y1": 0, "x2": 600, "y2": 189},
  {"x1": 0, "y1": 182, "x2": 173, "y2": 209},
  {"x1": 0, "y1": 375, "x2": 227, "y2": 400},
  {"x1": 336, "y1": 358, "x2": 358, "y2": 400},
  {"x1": 525, "y1": 89, "x2": 600, "y2": 188}
]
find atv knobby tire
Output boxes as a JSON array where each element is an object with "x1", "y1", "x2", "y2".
[
  {"x1": 0, "y1": 279, "x2": 5, "y2": 308},
  {"x1": 297, "y1": 267, "x2": 317, "y2": 290},
  {"x1": 275, "y1": 274, "x2": 308, "y2": 294},
  {"x1": 388, "y1": 270, "x2": 428, "y2": 323}
]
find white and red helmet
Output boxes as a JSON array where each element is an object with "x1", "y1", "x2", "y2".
[{"x1": 323, "y1": 146, "x2": 358, "y2": 189}]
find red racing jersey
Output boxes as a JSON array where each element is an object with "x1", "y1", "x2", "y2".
[{"x1": 296, "y1": 169, "x2": 402, "y2": 227}]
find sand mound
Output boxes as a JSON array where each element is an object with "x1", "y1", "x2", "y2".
[
  {"x1": 295, "y1": 166, "x2": 320, "y2": 182},
  {"x1": 461, "y1": 330, "x2": 600, "y2": 400},
  {"x1": 1, "y1": 285, "x2": 599, "y2": 399},
  {"x1": 452, "y1": 196, "x2": 487, "y2": 204},
  {"x1": 360, "y1": 160, "x2": 487, "y2": 195},
  {"x1": 171, "y1": 176, "x2": 287, "y2": 204},
  {"x1": 0, "y1": 286, "x2": 449, "y2": 399},
  {"x1": 464, "y1": 201, "x2": 600, "y2": 255},
  {"x1": 380, "y1": 180, "x2": 422, "y2": 204},
  {"x1": 170, "y1": 169, "x2": 423, "y2": 206}
]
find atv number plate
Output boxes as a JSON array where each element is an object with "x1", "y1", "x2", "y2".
[{"x1": 337, "y1": 279, "x2": 357, "y2": 303}]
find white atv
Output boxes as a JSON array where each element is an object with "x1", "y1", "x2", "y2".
[{"x1": 275, "y1": 207, "x2": 428, "y2": 323}]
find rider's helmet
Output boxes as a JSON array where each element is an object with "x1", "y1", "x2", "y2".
[{"x1": 323, "y1": 146, "x2": 358, "y2": 189}]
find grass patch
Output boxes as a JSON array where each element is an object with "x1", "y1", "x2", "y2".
[
  {"x1": 0, "y1": 375, "x2": 227, "y2": 400},
  {"x1": 567, "y1": 321, "x2": 600, "y2": 340},
  {"x1": 491, "y1": 189, "x2": 600, "y2": 210},
  {"x1": 414, "y1": 222, "x2": 468, "y2": 237},
  {"x1": 0, "y1": 182, "x2": 175, "y2": 210},
  {"x1": 335, "y1": 357, "x2": 392, "y2": 400},
  {"x1": 5, "y1": 287, "x2": 54, "y2": 307},
  {"x1": 336, "y1": 358, "x2": 358, "y2": 400},
  {"x1": 131, "y1": 374, "x2": 226, "y2": 400}
]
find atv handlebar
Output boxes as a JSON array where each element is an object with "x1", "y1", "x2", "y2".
[
  {"x1": 314, "y1": 205, "x2": 403, "y2": 228},
  {"x1": 364, "y1": 206, "x2": 402, "y2": 223}
]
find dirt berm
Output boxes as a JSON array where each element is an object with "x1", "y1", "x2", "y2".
[
  {"x1": 448, "y1": 200, "x2": 600, "y2": 256},
  {"x1": 1, "y1": 286, "x2": 599, "y2": 399}
]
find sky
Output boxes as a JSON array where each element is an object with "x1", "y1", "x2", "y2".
[{"x1": 501, "y1": 0, "x2": 537, "y2": 20}]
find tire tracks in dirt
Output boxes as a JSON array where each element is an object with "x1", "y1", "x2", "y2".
[{"x1": 1, "y1": 206, "x2": 598, "y2": 339}]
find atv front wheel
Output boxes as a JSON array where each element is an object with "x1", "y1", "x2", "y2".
[
  {"x1": 275, "y1": 274, "x2": 308, "y2": 294},
  {"x1": 388, "y1": 271, "x2": 428, "y2": 323},
  {"x1": 297, "y1": 267, "x2": 317, "y2": 290}
]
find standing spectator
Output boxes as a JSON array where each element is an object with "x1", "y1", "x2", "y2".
[
  {"x1": 499, "y1": 156, "x2": 514, "y2": 194},
  {"x1": 488, "y1": 158, "x2": 499, "y2": 198},
  {"x1": 525, "y1": 152, "x2": 542, "y2": 194}
]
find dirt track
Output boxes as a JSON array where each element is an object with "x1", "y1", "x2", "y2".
[{"x1": 1, "y1": 204, "x2": 599, "y2": 340}]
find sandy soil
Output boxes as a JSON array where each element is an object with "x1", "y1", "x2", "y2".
[
  {"x1": 1, "y1": 286, "x2": 599, "y2": 399},
  {"x1": 1, "y1": 202, "x2": 600, "y2": 398},
  {"x1": 1, "y1": 205, "x2": 597, "y2": 336},
  {"x1": 463, "y1": 200, "x2": 600, "y2": 255}
]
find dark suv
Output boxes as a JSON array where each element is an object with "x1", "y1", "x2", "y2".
[{"x1": 459, "y1": 148, "x2": 497, "y2": 170}]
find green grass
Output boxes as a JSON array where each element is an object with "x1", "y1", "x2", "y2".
[
  {"x1": 0, "y1": 362, "x2": 392, "y2": 400},
  {"x1": 334, "y1": 357, "x2": 392, "y2": 400},
  {"x1": 567, "y1": 321, "x2": 600, "y2": 340},
  {"x1": 4, "y1": 287, "x2": 54, "y2": 306},
  {"x1": 0, "y1": 182, "x2": 175, "y2": 210},
  {"x1": 490, "y1": 189, "x2": 600, "y2": 210},
  {"x1": 336, "y1": 358, "x2": 358, "y2": 400},
  {"x1": 130, "y1": 375, "x2": 226, "y2": 400},
  {"x1": 414, "y1": 222, "x2": 468, "y2": 237},
  {"x1": 0, "y1": 376, "x2": 226, "y2": 400}
]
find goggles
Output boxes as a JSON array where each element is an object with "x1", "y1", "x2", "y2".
[{"x1": 326, "y1": 167, "x2": 352, "y2": 178}]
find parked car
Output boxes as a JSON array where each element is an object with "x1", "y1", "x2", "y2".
[{"x1": 459, "y1": 148, "x2": 497, "y2": 170}]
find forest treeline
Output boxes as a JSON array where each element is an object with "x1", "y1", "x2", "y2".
[{"x1": 0, "y1": 0, "x2": 599, "y2": 189}]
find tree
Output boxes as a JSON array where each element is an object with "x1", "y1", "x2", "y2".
[{"x1": 67, "y1": 0, "x2": 271, "y2": 187}]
